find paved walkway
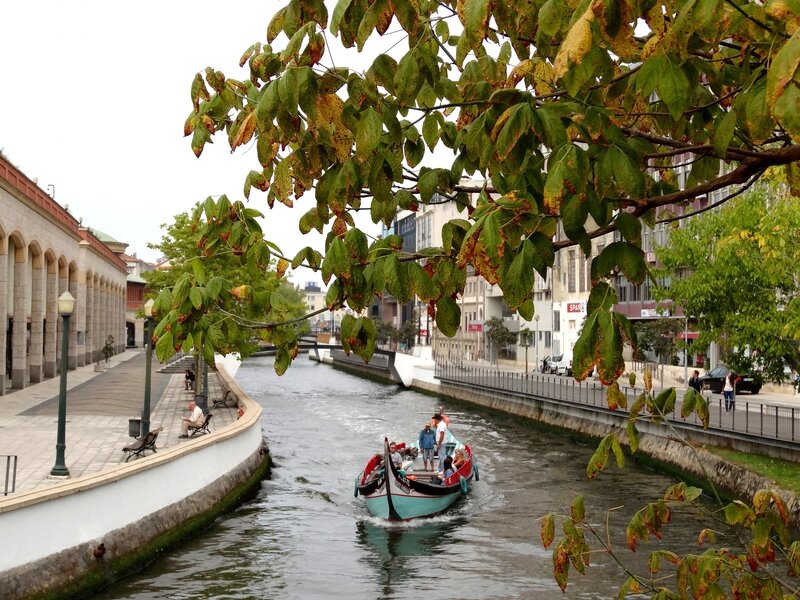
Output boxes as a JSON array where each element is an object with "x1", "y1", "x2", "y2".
[{"x1": 0, "y1": 350, "x2": 239, "y2": 496}]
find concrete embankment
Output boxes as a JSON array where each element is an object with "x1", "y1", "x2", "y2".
[
  {"x1": 325, "y1": 352, "x2": 800, "y2": 529},
  {"x1": 0, "y1": 365, "x2": 269, "y2": 600}
]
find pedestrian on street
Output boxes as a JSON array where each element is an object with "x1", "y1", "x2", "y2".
[
  {"x1": 688, "y1": 370, "x2": 703, "y2": 394},
  {"x1": 723, "y1": 371, "x2": 736, "y2": 412}
]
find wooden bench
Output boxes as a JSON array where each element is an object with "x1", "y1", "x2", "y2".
[
  {"x1": 188, "y1": 413, "x2": 213, "y2": 437},
  {"x1": 212, "y1": 388, "x2": 237, "y2": 409},
  {"x1": 122, "y1": 427, "x2": 163, "y2": 462}
]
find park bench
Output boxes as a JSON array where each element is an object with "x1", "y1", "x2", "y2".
[
  {"x1": 212, "y1": 387, "x2": 237, "y2": 409},
  {"x1": 188, "y1": 413, "x2": 213, "y2": 437},
  {"x1": 122, "y1": 427, "x2": 163, "y2": 462}
]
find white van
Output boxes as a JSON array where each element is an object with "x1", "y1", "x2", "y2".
[{"x1": 546, "y1": 354, "x2": 573, "y2": 376}]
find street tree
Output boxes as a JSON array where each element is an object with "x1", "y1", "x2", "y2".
[
  {"x1": 152, "y1": 0, "x2": 800, "y2": 595},
  {"x1": 485, "y1": 316, "x2": 517, "y2": 360},
  {"x1": 143, "y1": 206, "x2": 309, "y2": 368},
  {"x1": 633, "y1": 317, "x2": 683, "y2": 365},
  {"x1": 653, "y1": 184, "x2": 800, "y2": 381}
]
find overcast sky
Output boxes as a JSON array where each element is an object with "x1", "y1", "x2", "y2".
[{"x1": 1, "y1": 1, "x2": 382, "y2": 287}]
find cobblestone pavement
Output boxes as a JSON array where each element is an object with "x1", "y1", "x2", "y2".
[{"x1": 0, "y1": 350, "x2": 239, "y2": 496}]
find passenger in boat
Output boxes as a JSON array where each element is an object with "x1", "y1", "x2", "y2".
[
  {"x1": 452, "y1": 448, "x2": 467, "y2": 471},
  {"x1": 442, "y1": 456, "x2": 455, "y2": 479},
  {"x1": 388, "y1": 442, "x2": 403, "y2": 469},
  {"x1": 432, "y1": 413, "x2": 449, "y2": 471},
  {"x1": 418, "y1": 422, "x2": 436, "y2": 471}
]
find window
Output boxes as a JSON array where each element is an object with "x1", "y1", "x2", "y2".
[
  {"x1": 553, "y1": 310, "x2": 561, "y2": 332},
  {"x1": 568, "y1": 251, "x2": 576, "y2": 293}
]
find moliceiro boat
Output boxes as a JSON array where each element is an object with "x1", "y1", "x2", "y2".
[{"x1": 354, "y1": 433, "x2": 478, "y2": 520}]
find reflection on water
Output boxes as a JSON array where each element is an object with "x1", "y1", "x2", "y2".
[{"x1": 96, "y1": 357, "x2": 716, "y2": 600}]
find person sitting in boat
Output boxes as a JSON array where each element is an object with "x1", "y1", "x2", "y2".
[
  {"x1": 452, "y1": 448, "x2": 467, "y2": 471},
  {"x1": 442, "y1": 455, "x2": 455, "y2": 479},
  {"x1": 388, "y1": 442, "x2": 403, "y2": 469},
  {"x1": 418, "y1": 422, "x2": 436, "y2": 471},
  {"x1": 432, "y1": 456, "x2": 455, "y2": 484}
]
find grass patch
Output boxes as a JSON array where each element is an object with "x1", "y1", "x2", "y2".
[{"x1": 705, "y1": 447, "x2": 800, "y2": 495}]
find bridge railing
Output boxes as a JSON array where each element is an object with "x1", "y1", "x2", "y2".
[{"x1": 435, "y1": 363, "x2": 800, "y2": 446}]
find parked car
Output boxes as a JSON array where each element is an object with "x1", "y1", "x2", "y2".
[
  {"x1": 699, "y1": 366, "x2": 763, "y2": 394},
  {"x1": 544, "y1": 354, "x2": 573, "y2": 376}
]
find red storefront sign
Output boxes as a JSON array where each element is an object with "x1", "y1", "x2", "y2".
[{"x1": 567, "y1": 302, "x2": 585, "y2": 313}]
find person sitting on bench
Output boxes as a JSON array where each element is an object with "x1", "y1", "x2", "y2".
[{"x1": 179, "y1": 400, "x2": 204, "y2": 438}]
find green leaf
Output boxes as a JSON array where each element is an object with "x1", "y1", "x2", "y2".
[
  {"x1": 356, "y1": 107, "x2": 383, "y2": 159},
  {"x1": 626, "y1": 421, "x2": 639, "y2": 453},
  {"x1": 570, "y1": 495, "x2": 585, "y2": 522},
  {"x1": 330, "y1": 0, "x2": 353, "y2": 35},
  {"x1": 539, "y1": 0, "x2": 569, "y2": 37},
  {"x1": 321, "y1": 237, "x2": 350, "y2": 283},
  {"x1": 610, "y1": 436, "x2": 625, "y2": 469},
  {"x1": 155, "y1": 330, "x2": 175, "y2": 360},
  {"x1": 766, "y1": 30, "x2": 800, "y2": 112},
  {"x1": 615, "y1": 212, "x2": 642, "y2": 245},
  {"x1": 586, "y1": 435, "x2": 611, "y2": 480},
  {"x1": 278, "y1": 68, "x2": 299, "y2": 117},
  {"x1": 502, "y1": 240, "x2": 533, "y2": 310},
  {"x1": 191, "y1": 258, "x2": 206, "y2": 285},
  {"x1": 189, "y1": 286, "x2": 204, "y2": 310},
  {"x1": 462, "y1": 0, "x2": 489, "y2": 52},
  {"x1": 207, "y1": 324, "x2": 225, "y2": 348},
  {"x1": 712, "y1": 109, "x2": 737, "y2": 157},
  {"x1": 384, "y1": 254, "x2": 412, "y2": 302},
  {"x1": 773, "y1": 83, "x2": 800, "y2": 142},
  {"x1": 422, "y1": 113, "x2": 439, "y2": 150},
  {"x1": 493, "y1": 103, "x2": 531, "y2": 160},
  {"x1": 435, "y1": 296, "x2": 460, "y2": 337},
  {"x1": 653, "y1": 54, "x2": 691, "y2": 120},
  {"x1": 409, "y1": 263, "x2": 437, "y2": 301},
  {"x1": 395, "y1": 52, "x2": 421, "y2": 104}
]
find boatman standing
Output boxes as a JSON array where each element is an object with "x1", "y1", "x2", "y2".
[
  {"x1": 432, "y1": 413, "x2": 448, "y2": 472},
  {"x1": 419, "y1": 422, "x2": 437, "y2": 471}
]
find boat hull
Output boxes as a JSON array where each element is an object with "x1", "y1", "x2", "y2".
[
  {"x1": 364, "y1": 483, "x2": 467, "y2": 520},
  {"x1": 357, "y1": 436, "x2": 476, "y2": 521}
]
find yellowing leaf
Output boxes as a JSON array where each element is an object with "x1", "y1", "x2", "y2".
[{"x1": 553, "y1": 7, "x2": 595, "y2": 80}]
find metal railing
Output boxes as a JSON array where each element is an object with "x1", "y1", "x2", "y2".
[
  {"x1": 435, "y1": 364, "x2": 800, "y2": 447},
  {"x1": 2, "y1": 455, "x2": 17, "y2": 496}
]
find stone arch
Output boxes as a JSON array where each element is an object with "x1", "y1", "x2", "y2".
[
  {"x1": 0, "y1": 224, "x2": 6, "y2": 393},
  {"x1": 7, "y1": 231, "x2": 28, "y2": 389}
]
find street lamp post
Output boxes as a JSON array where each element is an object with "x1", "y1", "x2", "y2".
[
  {"x1": 534, "y1": 314, "x2": 540, "y2": 372},
  {"x1": 50, "y1": 291, "x2": 75, "y2": 478},
  {"x1": 142, "y1": 298, "x2": 155, "y2": 438},
  {"x1": 684, "y1": 314, "x2": 689, "y2": 385}
]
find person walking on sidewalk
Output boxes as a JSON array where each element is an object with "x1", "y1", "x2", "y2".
[{"x1": 723, "y1": 371, "x2": 736, "y2": 412}]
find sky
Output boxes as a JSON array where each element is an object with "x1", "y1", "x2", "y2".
[{"x1": 1, "y1": 1, "x2": 379, "y2": 287}]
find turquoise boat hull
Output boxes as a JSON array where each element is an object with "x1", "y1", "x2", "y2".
[{"x1": 356, "y1": 434, "x2": 477, "y2": 521}]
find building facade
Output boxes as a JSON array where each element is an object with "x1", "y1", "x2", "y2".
[{"x1": 0, "y1": 154, "x2": 128, "y2": 395}]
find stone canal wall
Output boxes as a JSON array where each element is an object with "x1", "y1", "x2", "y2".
[{"x1": 0, "y1": 366, "x2": 269, "y2": 600}]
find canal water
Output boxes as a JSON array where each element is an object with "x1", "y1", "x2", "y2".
[{"x1": 98, "y1": 357, "x2": 715, "y2": 599}]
